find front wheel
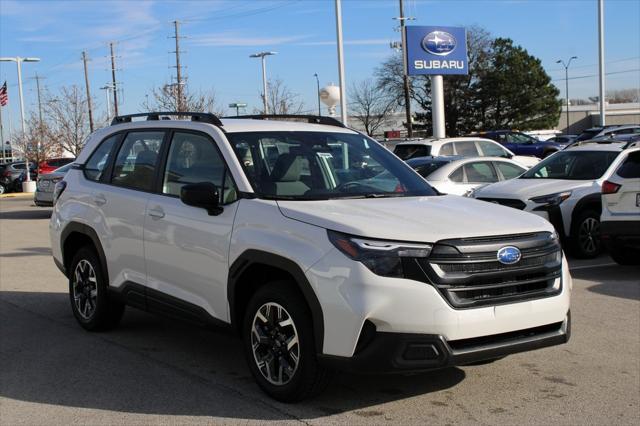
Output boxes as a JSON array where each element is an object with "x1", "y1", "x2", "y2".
[
  {"x1": 243, "y1": 281, "x2": 330, "y2": 402},
  {"x1": 570, "y1": 210, "x2": 602, "y2": 259},
  {"x1": 0, "y1": 184, "x2": 5, "y2": 195}
]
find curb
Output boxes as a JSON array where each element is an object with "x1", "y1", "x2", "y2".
[{"x1": 0, "y1": 192, "x2": 34, "y2": 199}]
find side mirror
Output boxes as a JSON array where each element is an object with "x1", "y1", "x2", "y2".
[{"x1": 180, "y1": 182, "x2": 223, "y2": 216}]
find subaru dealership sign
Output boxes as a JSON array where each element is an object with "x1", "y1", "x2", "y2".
[{"x1": 405, "y1": 26, "x2": 468, "y2": 75}]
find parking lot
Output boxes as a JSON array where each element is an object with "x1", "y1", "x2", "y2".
[{"x1": 0, "y1": 195, "x2": 638, "y2": 425}]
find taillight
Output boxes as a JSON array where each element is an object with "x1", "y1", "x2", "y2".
[
  {"x1": 601, "y1": 180, "x2": 621, "y2": 194},
  {"x1": 53, "y1": 180, "x2": 67, "y2": 205}
]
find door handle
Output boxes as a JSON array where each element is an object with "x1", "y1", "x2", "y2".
[
  {"x1": 148, "y1": 207, "x2": 165, "y2": 219},
  {"x1": 93, "y1": 194, "x2": 107, "y2": 206}
]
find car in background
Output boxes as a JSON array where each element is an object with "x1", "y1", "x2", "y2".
[
  {"x1": 600, "y1": 147, "x2": 640, "y2": 265},
  {"x1": 38, "y1": 157, "x2": 75, "y2": 175},
  {"x1": 574, "y1": 125, "x2": 640, "y2": 143},
  {"x1": 547, "y1": 135, "x2": 577, "y2": 145},
  {"x1": 34, "y1": 162, "x2": 74, "y2": 206},
  {"x1": 472, "y1": 140, "x2": 637, "y2": 258},
  {"x1": 406, "y1": 156, "x2": 526, "y2": 196},
  {"x1": 393, "y1": 137, "x2": 539, "y2": 168},
  {"x1": 470, "y1": 130, "x2": 563, "y2": 158},
  {"x1": 0, "y1": 161, "x2": 37, "y2": 194}
]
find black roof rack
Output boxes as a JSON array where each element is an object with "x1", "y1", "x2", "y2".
[
  {"x1": 111, "y1": 112, "x2": 223, "y2": 127},
  {"x1": 224, "y1": 114, "x2": 346, "y2": 128}
]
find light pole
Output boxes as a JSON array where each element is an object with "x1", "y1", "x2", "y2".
[
  {"x1": 556, "y1": 56, "x2": 577, "y2": 135},
  {"x1": 100, "y1": 85, "x2": 113, "y2": 120},
  {"x1": 250, "y1": 51, "x2": 277, "y2": 114},
  {"x1": 334, "y1": 0, "x2": 348, "y2": 126},
  {"x1": 0, "y1": 56, "x2": 40, "y2": 191},
  {"x1": 313, "y1": 73, "x2": 321, "y2": 116}
]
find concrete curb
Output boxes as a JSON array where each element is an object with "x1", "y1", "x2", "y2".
[{"x1": 0, "y1": 192, "x2": 34, "y2": 199}]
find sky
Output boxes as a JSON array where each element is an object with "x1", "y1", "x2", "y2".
[{"x1": 1, "y1": 0, "x2": 639, "y2": 131}]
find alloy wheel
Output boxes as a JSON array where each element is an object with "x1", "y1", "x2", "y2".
[
  {"x1": 251, "y1": 302, "x2": 300, "y2": 386},
  {"x1": 578, "y1": 217, "x2": 600, "y2": 255},
  {"x1": 72, "y1": 259, "x2": 98, "y2": 320}
]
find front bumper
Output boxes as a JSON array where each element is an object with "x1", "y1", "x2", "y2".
[{"x1": 320, "y1": 313, "x2": 570, "y2": 373}]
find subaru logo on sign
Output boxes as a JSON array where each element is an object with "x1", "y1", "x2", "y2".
[
  {"x1": 497, "y1": 246, "x2": 521, "y2": 265},
  {"x1": 422, "y1": 31, "x2": 457, "y2": 56}
]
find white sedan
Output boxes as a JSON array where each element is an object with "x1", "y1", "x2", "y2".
[{"x1": 406, "y1": 156, "x2": 527, "y2": 196}]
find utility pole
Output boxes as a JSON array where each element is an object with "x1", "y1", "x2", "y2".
[
  {"x1": 100, "y1": 85, "x2": 112, "y2": 121},
  {"x1": 31, "y1": 73, "x2": 45, "y2": 162},
  {"x1": 109, "y1": 42, "x2": 119, "y2": 116},
  {"x1": 82, "y1": 51, "x2": 95, "y2": 132},
  {"x1": 171, "y1": 20, "x2": 185, "y2": 112},
  {"x1": 397, "y1": 0, "x2": 413, "y2": 137},
  {"x1": 334, "y1": 0, "x2": 348, "y2": 126},
  {"x1": 556, "y1": 57, "x2": 577, "y2": 135},
  {"x1": 313, "y1": 73, "x2": 321, "y2": 116}
]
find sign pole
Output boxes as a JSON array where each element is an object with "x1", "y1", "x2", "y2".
[{"x1": 431, "y1": 75, "x2": 446, "y2": 138}]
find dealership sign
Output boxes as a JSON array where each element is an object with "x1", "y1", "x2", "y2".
[{"x1": 405, "y1": 26, "x2": 468, "y2": 75}]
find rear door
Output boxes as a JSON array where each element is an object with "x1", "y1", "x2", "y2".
[
  {"x1": 143, "y1": 130, "x2": 240, "y2": 321},
  {"x1": 605, "y1": 151, "x2": 640, "y2": 217}
]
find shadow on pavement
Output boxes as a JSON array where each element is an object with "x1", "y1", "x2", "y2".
[
  {"x1": 0, "y1": 246, "x2": 52, "y2": 258},
  {"x1": 572, "y1": 264, "x2": 640, "y2": 301},
  {"x1": 0, "y1": 209, "x2": 52, "y2": 220},
  {"x1": 0, "y1": 291, "x2": 465, "y2": 421}
]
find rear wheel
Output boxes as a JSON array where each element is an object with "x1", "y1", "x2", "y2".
[
  {"x1": 609, "y1": 245, "x2": 640, "y2": 265},
  {"x1": 69, "y1": 246, "x2": 124, "y2": 331},
  {"x1": 570, "y1": 210, "x2": 602, "y2": 258},
  {"x1": 0, "y1": 184, "x2": 5, "y2": 195},
  {"x1": 243, "y1": 281, "x2": 330, "y2": 402}
]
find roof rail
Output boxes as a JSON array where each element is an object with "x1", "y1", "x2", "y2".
[
  {"x1": 224, "y1": 114, "x2": 346, "y2": 128},
  {"x1": 110, "y1": 112, "x2": 223, "y2": 127}
]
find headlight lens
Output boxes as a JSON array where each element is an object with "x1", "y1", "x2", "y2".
[
  {"x1": 529, "y1": 191, "x2": 572, "y2": 207},
  {"x1": 328, "y1": 230, "x2": 432, "y2": 278}
]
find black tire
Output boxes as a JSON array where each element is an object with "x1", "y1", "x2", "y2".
[
  {"x1": 569, "y1": 209, "x2": 602, "y2": 259},
  {"x1": 609, "y1": 246, "x2": 640, "y2": 265},
  {"x1": 69, "y1": 246, "x2": 124, "y2": 331},
  {"x1": 0, "y1": 184, "x2": 5, "y2": 195},
  {"x1": 242, "y1": 280, "x2": 330, "y2": 402}
]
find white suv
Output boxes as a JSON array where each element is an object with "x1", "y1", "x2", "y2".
[
  {"x1": 50, "y1": 113, "x2": 571, "y2": 402},
  {"x1": 600, "y1": 147, "x2": 640, "y2": 265},
  {"x1": 393, "y1": 137, "x2": 540, "y2": 168}
]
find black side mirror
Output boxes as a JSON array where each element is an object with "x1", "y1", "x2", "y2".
[{"x1": 180, "y1": 182, "x2": 223, "y2": 216}]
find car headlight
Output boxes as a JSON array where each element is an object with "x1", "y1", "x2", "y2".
[
  {"x1": 464, "y1": 184, "x2": 489, "y2": 198},
  {"x1": 328, "y1": 230, "x2": 432, "y2": 278},
  {"x1": 529, "y1": 191, "x2": 572, "y2": 207}
]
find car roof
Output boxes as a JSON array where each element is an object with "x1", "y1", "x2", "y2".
[
  {"x1": 395, "y1": 136, "x2": 497, "y2": 147},
  {"x1": 564, "y1": 142, "x2": 627, "y2": 152}
]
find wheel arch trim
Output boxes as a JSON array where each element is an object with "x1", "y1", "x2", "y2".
[{"x1": 60, "y1": 222, "x2": 109, "y2": 285}]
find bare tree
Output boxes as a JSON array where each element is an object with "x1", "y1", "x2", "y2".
[
  {"x1": 349, "y1": 79, "x2": 397, "y2": 136},
  {"x1": 142, "y1": 84, "x2": 225, "y2": 115},
  {"x1": 255, "y1": 79, "x2": 305, "y2": 115},
  {"x1": 10, "y1": 112, "x2": 65, "y2": 163},
  {"x1": 45, "y1": 85, "x2": 91, "y2": 157},
  {"x1": 606, "y1": 88, "x2": 639, "y2": 104}
]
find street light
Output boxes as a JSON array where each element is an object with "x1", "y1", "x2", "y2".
[
  {"x1": 228, "y1": 102, "x2": 247, "y2": 116},
  {"x1": 249, "y1": 51, "x2": 277, "y2": 114},
  {"x1": 313, "y1": 73, "x2": 321, "y2": 116},
  {"x1": 556, "y1": 56, "x2": 577, "y2": 135},
  {"x1": 0, "y1": 56, "x2": 40, "y2": 191}
]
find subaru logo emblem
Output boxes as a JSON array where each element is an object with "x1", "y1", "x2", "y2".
[
  {"x1": 422, "y1": 31, "x2": 457, "y2": 56},
  {"x1": 497, "y1": 246, "x2": 521, "y2": 265}
]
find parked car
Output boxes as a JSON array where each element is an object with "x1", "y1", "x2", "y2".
[
  {"x1": 38, "y1": 157, "x2": 75, "y2": 175},
  {"x1": 472, "y1": 140, "x2": 637, "y2": 258},
  {"x1": 0, "y1": 161, "x2": 37, "y2": 194},
  {"x1": 51, "y1": 112, "x2": 571, "y2": 402},
  {"x1": 469, "y1": 130, "x2": 563, "y2": 158},
  {"x1": 406, "y1": 156, "x2": 526, "y2": 196},
  {"x1": 34, "y1": 162, "x2": 74, "y2": 206},
  {"x1": 574, "y1": 125, "x2": 640, "y2": 143},
  {"x1": 547, "y1": 135, "x2": 577, "y2": 145},
  {"x1": 600, "y1": 147, "x2": 640, "y2": 265},
  {"x1": 393, "y1": 137, "x2": 539, "y2": 168}
]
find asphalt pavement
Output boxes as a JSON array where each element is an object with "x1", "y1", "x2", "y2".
[{"x1": 1, "y1": 196, "x2": 639, "y2": 425}]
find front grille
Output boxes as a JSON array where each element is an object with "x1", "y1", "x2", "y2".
[
  {"x1": 421, "y1": 232, "x2": 562, "y2": 308},
  {"x1": 477, "y1": 197, "x2": 526, "y2": 210}
]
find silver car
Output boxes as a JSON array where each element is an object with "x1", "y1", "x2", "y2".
[{"x1": 34, "y1": 163, "x2": 73, "y2": 206}]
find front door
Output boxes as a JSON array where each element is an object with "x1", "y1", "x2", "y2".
[{"x1": 143, "y1": 130, "x2": 239, "y2": 322}]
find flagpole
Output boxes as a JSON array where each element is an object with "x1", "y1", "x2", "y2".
[{"x1": 0, "y1": 105, "x2": 4, "y2": 162}]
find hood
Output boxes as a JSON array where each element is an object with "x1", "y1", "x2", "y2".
[
  {"x1": 474, "y1": 178, "x2": 595, "y2": 199},
  {"x1": 277, "y1": 195, "x2": 553, "y2": 243}
]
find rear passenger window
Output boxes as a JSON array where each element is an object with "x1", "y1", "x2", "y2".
[
  {"x1": 454, "y1": 141, "x2": 479, "y2": 157},
  {"x1": 449, "y1": 167, "x2": 464, "y2": 182},
  {"x1": 464, "y1": 162, "x2": 498, "y2": 183},
  {"x1": 111, "y1": 131, "x2": 163, "y2": 191},
  {"x1": 163, "y1": 132, "x2": 237, "y2": 204},
  {"x1": 495, "y1": 162, "x2": 525, "y2": 180},
  {"x1": 616, "y1": 152, "x2": 640, "y2": 178},
  {"x1": 478, "y1": 140, "x2": 508, "y2": 157},
  {"x1": 439, "y1": 143, "x2": 454, "y2": 156},
  {"x1": 85, "y1": 134, "x2": 118, "y2": 181}
]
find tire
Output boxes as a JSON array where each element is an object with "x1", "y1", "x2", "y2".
[
  {"x1": 242, "y1": 280, "x2": 330, "y2": 402},
  {"x1": 569, "y1": 209, "x2": 602, "y2": 259},
  {"x1": 0, "y1": 184, "x2": 5, "y2": 195},
  {"x1": 609, "y1": 246, "x2": 640, "y2": 266},
  {"x1": 69, "y1": 246, "x2": 125, "y2": 331}
]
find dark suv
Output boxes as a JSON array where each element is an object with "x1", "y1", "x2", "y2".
[
  {"x1": 471, "y1": 130, "x2": 562, "y2": 158},
  {"x1": 0, "y1": 161, "x2": 37, "y2": 194}
]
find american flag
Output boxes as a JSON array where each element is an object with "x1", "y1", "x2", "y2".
[{"x1": 0, "y1": 81, "x2": 8, "y2": 107}]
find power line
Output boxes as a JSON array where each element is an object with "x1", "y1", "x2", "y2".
[{"x1": 552, "y1": 68, "x2": 640, "y2": 81}]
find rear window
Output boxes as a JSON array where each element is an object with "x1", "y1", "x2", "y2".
[
  {"x1": 393, "y1": 144, "x2": 431, "y2": 160},
  {"x1": 412, "y1": 161, "x2": 449, "y2": 178},
  {"x1": 616, "y1": 152, "x2": 640, "y2": 179}
]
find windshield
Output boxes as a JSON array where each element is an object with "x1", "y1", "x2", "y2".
[
  {"x1": 393, "y1": 144, "x2": 431, "y2": 160},
  {"x1": 521, "y1": 150, "x2": 619, "y2": 180},
  {"x1": 228, "y1": 131, "x2": 436, "y2": 200}
]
